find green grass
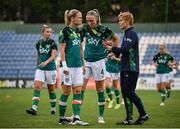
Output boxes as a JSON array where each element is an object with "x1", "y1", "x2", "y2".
[{"x1": 0, "y1": 88, "x2": 180, "y2": 128}]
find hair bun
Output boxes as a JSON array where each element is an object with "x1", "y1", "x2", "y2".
[
  {"x1": 43, "y1": 24, "x2": 48, "y2": 28},
  {"x1": 93, "y1": 9, "x2": 99, "y2": 14}
]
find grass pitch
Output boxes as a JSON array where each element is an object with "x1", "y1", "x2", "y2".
[{"x1": 0, "y1": 88, "x2": 180, "y2": 128}]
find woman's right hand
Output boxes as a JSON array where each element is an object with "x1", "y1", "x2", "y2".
[
  {"x1": 103, "y1": 40, "x2": 113, "y2": 51},
  {"x1": 62, "y1": 61, "x2": 69, "y2": 75},
  {"x1": 63, "y1": 70, "x2": 69, "y2": 75}
]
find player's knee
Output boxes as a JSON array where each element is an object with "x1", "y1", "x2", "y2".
[
  {"x1": 63, "y1": 92, "x2": 70, "y2": 96},
  {"x1": 63, "y1": 90, "x2": 71, "y2": 95},
  {"x1": 34, "y1": 85, "x2": 42, "y2": 91},
  {"x1": 47, "y1": 86, "x2": 55, "y2": 93},
  {"x1": 49, "y1": 89, "x2": 55, "y2": 94},
  {"x1": 34, "y1": 81, "x2": 43, "y2": 90},
  {"x1": 72, "y1": 86, "x2": 82, "y2": 94},
  {"x1": 156, "y1": 84, "x2": 161, "y2": 92},
  {"x1": 73, "y1": 90, "x2": 81, "y2": 94}
]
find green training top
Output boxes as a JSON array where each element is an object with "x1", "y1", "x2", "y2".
[
  {"x1": 36, "y1": 39, "x2": 57, "y2": 70},
  {"x1": 59, "y1": 26, "x2": 83, "y2": 67},
  {"x1": 83, "y1": 24, "x2": 115, "y2": 62},
  {"x1": 153, "y1": 52, "x2": 174, "y2": 74}
]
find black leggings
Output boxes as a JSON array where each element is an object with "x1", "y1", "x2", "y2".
[{"x1": 121, "y1": 71, "x2": 146, "y2": 119}]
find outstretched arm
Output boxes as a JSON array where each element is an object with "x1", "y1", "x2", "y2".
[{"x1": 38, "y1": 49, "x2": 57, "y2": 67}]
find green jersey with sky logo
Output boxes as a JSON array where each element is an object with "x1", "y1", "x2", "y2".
[
  {"x1": 83, "y1": 25, "x2": 115, "y2": 62},
  {"x1": 59, "y1": 26, "x2": 83, "y2": 67},
  {"x1": 36, "y1": 39, "x2": 57, "y2": 70},
  {"x1": 153, "y1": 53, "x2": 174, "y2": 74}
]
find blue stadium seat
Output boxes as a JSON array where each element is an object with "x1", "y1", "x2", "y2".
[{"x1": 0, "y1": 31, "x2": 179, "y2": 79}]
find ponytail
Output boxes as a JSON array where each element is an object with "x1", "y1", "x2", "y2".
[
  {"x1": 93, "y1": 9, "x2": 101, "y2": 24},
  {"x1": 64, "y1": 10, "x2": 70, "y2": 26},
  {"x1": 64, "y1": 9, "x2": 80, "y2": 26}
]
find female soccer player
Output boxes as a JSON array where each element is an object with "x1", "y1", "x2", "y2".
[
  {"x1": 167, "y1": 59, "x2": 177, "y2": 98},
  {"x1": 104, "y1": 11, "x2": 148, "y2": 125},
  {"x1": 105, "y1": 45, "x2": 122, "y2": 110},
  {"x1": 81, "y1": 9, "x2": 119, "y2": 124},
  {"x1": 153, "y1": 43, "x2": 175, "y2": 106},
  {"x1": 26, "y1": 25, "x2": 57, "y2": 115},
  {"x1": 58, "y1": 9, "x2": 88, "y2": 125}
]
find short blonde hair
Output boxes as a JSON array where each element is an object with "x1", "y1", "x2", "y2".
[
  {"x1": 41, "y1": 24, "x2": 50, "y2": 33},
  {"x1": 160, "y1": 42, "x2": 166, "y2": 49},
  {"x1": 118, "y1": 12, "x2": 134, "y2": 25},
  {"x1": 159, "y1": 42, "x2": 167, "y2": 52}
]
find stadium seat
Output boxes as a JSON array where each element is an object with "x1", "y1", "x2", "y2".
[{"x1": 0, "y1": 31, "x2": 179, "y2": 79}]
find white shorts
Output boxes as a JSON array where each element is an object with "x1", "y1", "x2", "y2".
[
  {"x1": 168, "y1": 71, "x2": 174, "y2": 81},
  {"x1": 34, "y1": 69, "x2": 56, "y2": 85},
  {"x1": 106, "y1": 71, "x2": 120, "y2": 80},
  {"x1": 62, "y1": 67, "x2": 83, "y2": 87},
  {"x1": 84, "y1": 59, "x2": 106, "y2": 81},
  {"x1": 156, "y1": 73, "x2": 169, "y2": 84}
]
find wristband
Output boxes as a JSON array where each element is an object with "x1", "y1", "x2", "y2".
[{"x1": 62, "y1": 61, "x2": 68, "y2": 71}]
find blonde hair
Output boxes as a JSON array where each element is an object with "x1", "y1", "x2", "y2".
[
  {"x1": 118, "y1": 12, "x2": 134, "y2": 25},
  {"x1": 86, "y1": 9, "x2": 101, "y2": 24},
  {"x1": 64, "y1": 9, "x2": 80, "y2": 26},
  {"x1": 41, "y1": 24, "x2": 50, "y2": 33},
  {"x1": 159, "y1": 42, "x2": 167, "y2": 52}
]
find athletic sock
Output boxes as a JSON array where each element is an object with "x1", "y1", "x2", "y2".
[
  {"x1": 114, "y1": 89, "x2": 120, "y2": 104},
  {"x1": 59, "y1": 94, "x2": 69, "y2": 117},
  {"x1": 160, "y1": 89, "x2": 167, "y2": 103},
  {"x1": 72, "y1": 94, "x2": 81, "y2": 119},
  {"x1": 32, "y1": 90, "x2": 40, "y2": 111},
  {"x1": 49, "y1": 92, "x2": 56, "y2": 111},
  {"x1": 97, "y1": 91, "x2": 105, "y2": 117},
  {"x1": 106, "y1": 88, "x2": 113, "y2": 100}
]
